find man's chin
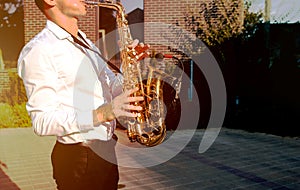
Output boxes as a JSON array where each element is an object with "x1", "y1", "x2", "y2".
[{"x1": 76, "y1": 12, "x2": 88, "y2": 19}]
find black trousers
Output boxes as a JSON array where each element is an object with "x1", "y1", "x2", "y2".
[{"x1": 51, "y1": 137, "x2": 119, "y2": 190}]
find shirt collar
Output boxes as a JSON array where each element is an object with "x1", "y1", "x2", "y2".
[{"x1": 46, "y1": 20, "x2": 87, "y2": 41}]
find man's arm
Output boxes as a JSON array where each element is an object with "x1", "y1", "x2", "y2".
[{"x1": 18, "y1": 46, "x2": 94, "y2": 136}]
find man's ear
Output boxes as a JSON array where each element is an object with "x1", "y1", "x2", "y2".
[{"x1": 44, "y1": 0, "x2": 56, "y2": 6}]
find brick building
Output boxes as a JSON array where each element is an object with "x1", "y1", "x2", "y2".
[{"x1": 23, "y1": 0, "x2": 244, "y2": 53}]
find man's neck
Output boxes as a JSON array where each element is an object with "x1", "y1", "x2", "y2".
[
  {"x1": 54, "y1": 18, "x2": 79, "y2": 37},
  {"x1": 46, "y1": 12, "x2": 79, "y2": 37}
]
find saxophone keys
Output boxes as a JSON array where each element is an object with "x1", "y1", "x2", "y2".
[{"x1": 134, "y1": 44, "x2": 150, "y2": 54}]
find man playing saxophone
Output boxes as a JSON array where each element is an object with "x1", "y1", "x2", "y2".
[{"x1": 17, "y1": 0, "x2": 148, "y2": 189}]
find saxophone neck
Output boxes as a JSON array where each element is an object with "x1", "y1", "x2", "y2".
[{"x1": 85, "y1": 1, "x2": 125, "y2": 12}]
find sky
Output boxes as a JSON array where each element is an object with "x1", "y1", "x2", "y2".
[
  {"x1": 120, "y1": 0, "x2": 300, "y2": 23},
  {"x1": 246, "y1": 0, "x2": 300, "y2": 23},
  {"x1": 121, "y1": 0, "x2": 143, "y2": 13}
]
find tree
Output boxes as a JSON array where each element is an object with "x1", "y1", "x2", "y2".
[
  {"x1": 0, "y1": 0, "x2": 24, "y2": 63},
  {"x1": 182, "y1": 0, "x2": 263, "y2": 65},
  {"x1": 241, "y1": 1, "x2": 263, "y2": 42},
  {"x1": 0, "y1": 0, "x2": 23, "y2": 28},
  {"x1": 183, "y1": 0, "x2": 244, "y2": 47}
]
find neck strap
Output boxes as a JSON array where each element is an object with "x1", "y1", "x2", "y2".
[
  {"x1": 57, "y1": 25, "x2": 122, "y2": 74},
  {"x1": 74, "y1": 33, "x2": 122, "y2": 74}
]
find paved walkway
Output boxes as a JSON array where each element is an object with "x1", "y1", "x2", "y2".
[{"x1": 0, "y1": 127, "x2": 299, "y2": 190}]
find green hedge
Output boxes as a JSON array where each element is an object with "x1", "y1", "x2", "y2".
[
  {"x1": 0, "y1": 103, "x2": 31, "y2": 128},
  {"x1": 0, "y1": 70, "x2": 31, "y2": 128},
  {"x1": 0, "y1": 70, "x2": 27, "y2": 105}
]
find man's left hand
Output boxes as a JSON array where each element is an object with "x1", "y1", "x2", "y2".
[{"x1": 128, "y1": 39, "x2": 150, "y2": 61}]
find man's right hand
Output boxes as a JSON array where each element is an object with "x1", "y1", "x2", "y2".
[{"x1": 93, "y1": 87, "x2": 143, "y2": 125}]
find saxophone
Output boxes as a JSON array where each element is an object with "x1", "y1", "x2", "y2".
[{"x1": 85, "y1": 0, "x2": 166, "y2": 147}]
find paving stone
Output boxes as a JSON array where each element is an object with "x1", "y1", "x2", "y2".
[{"x1": 0, "y1": 128, "x2": 299, "y2": 190}]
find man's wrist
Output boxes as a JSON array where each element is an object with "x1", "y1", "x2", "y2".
[
  {"x1": 93, "y1": 103, "x2": 115, "y2": 126},
  {"x1": 93, "y1": 109, "x2": 100, "y2": 126}
]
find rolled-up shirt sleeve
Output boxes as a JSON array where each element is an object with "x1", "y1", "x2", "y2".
[{"x1": 18, "y1": 45, "x2": 93, "y2": 137}]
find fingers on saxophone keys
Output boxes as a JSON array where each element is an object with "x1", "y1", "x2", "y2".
[
  {"x1": 135, "y1": 44, "x2": 150, "y2": 54},
  {"x1": 117, "y1": 110, "x2": 138, "y2": 118},
  {"x1": 122, "y1": 111, "x2": 140, "y2": 118},
  {"x1": 127, "y1": 96, "x2": 144, "y2": 103},
  {"x1": 125, "y1": 87, "x2": 139, "y2": 95},
  {"x1": 122, "y1": 104, "x2": 143, "y2": 111},
  {"x1": 128, "y1": 39, "x2": 139, "y2": 49}
]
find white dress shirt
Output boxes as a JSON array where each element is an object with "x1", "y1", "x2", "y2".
[{"x1": 18, "y1": 20, "x2": 123, "y2": 144}]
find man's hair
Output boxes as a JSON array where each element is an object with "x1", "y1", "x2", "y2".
[{"x1": 35, "y1": 0, "x2": 45, "y2": 12}]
